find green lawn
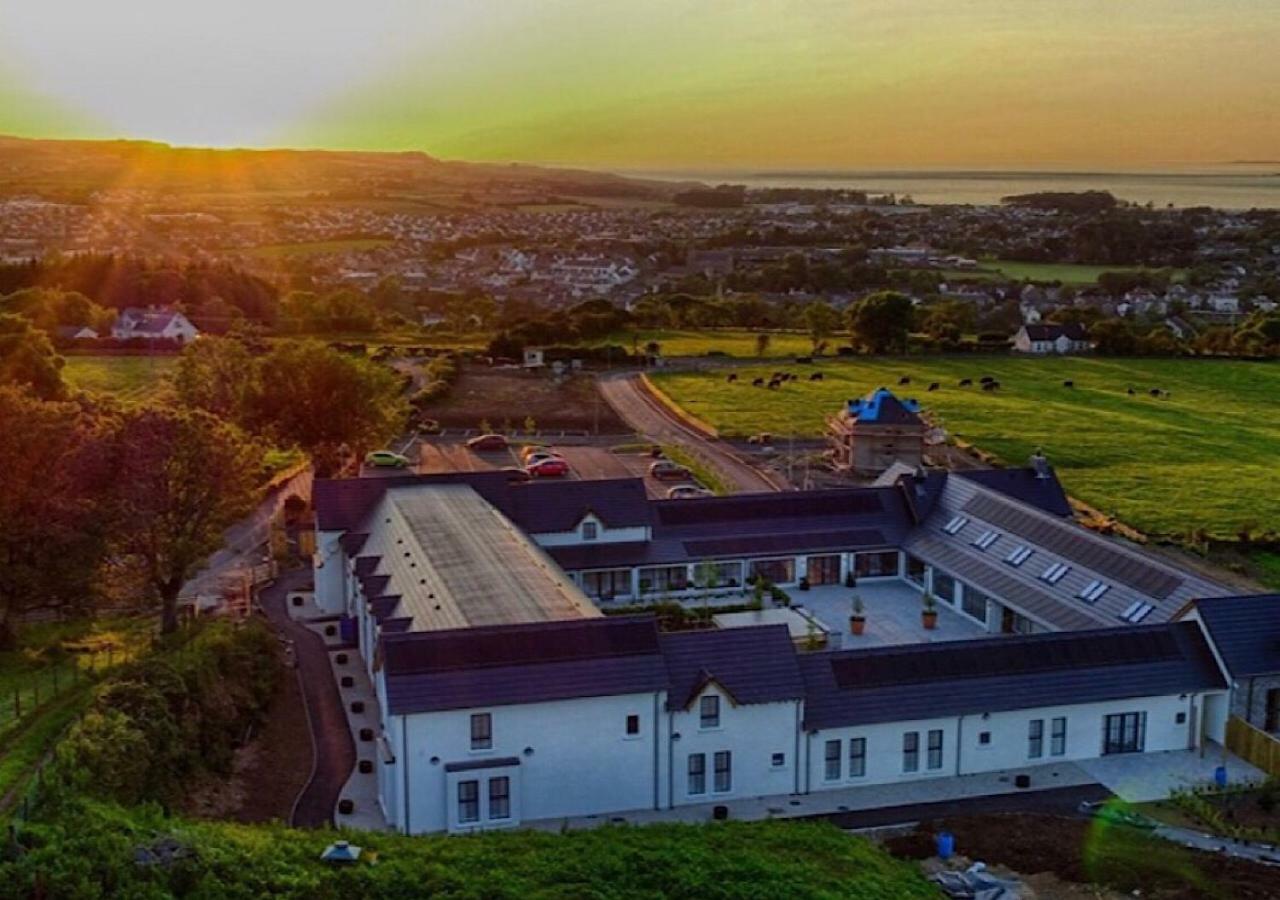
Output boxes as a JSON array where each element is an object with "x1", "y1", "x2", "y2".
[
  {"x1": 943, "y1": 259, "x2": 1186, "y2": 286},
  {"x1": 653, "y1": 356, "x2": 1280, "y2": 540},
  {"x1": 62, "y1": 355, "x2": 176, "y2": 400},
  {"x1": 244, "y1": 238, "x2": 393, "y2": 259},
  {"x1": 601, "y1": 329, "x2": 817, "y2": 358}
]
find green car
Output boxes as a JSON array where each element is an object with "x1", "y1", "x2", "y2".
[{"x1": 364, "y1": 450, "x2": 410, "y2": 469}]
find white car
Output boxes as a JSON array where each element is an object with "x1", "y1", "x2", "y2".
[{"x1": 666, "y1": 485, "x2": 713, "y2": 500}]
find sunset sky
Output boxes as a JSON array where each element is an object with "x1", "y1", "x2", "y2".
[{"x1": 1, "y1": 0, "x2": 1276, "y2": 170}]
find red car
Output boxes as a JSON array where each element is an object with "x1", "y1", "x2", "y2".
[
  {"x1": 527, "y1": 457, "x2": 570, "y2": 478},
  {"x1": 467, "y1": 433, "x2": 508, "y2": 451}
]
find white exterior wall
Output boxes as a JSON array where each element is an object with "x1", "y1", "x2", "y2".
[
  {"x1": 313, "y1": 530, "x2": 347, "y2": 615},
  {"x1": 395, "y1": 692, "x2": 667, "y2": 834},
  {"x1": 668, "y1": 684, "x2": 801, "y2": 805},
  {"x1": 806, "y1": 715, "x2": 958, "y2": 791}
]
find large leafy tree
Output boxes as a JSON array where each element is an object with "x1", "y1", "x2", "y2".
[
  {"x1": 0, "y1": 313, "x2": 65, "y2": 399},
  {"x1": 172, "y1": 335, "x2": 260, "y2": 423},
  {"x1": 847, "y1": 290, "x2": 914, "y2": 354},
  {"x1": 250, "y1": 341, "x2": 405, "y2": 476},
  {"x1": 0, "y1": 387, "x2": 113, "y2": 647},
  {"x1": 108, "y1": 406, "x2": 260, "y2": 634}
]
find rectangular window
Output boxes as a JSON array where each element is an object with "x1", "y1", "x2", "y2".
[
  {"x1": 1103, "y1": 712, "x2": 1146, "y2": 755},
  {"x1": 927, "y1": 729, "x2": 944, "y2": 770},
  {"x1": 972, "y1": 530, "x2": 1000, "y2": 550},
  {"x1": 1119, "y1": 601, "x2": 1154, "y2": 624},
  {"x1": 824, "y1": 740, "x2": 842, "y2": 781},
  {"x1": 905, "y1": 554, "x2": 927, "y2": 587},
  {"x1": 849, "y1": 738, "x2": 867, "y2": 777},
  {"x1": 581, "y1": 521, "x2": 598, "y2": 541},
  {"x1": 470, "y1": 713, "x2": 492, "y2": 751},
  {"x1": 457, "y1": 780, "x2": 479, "y2": 823},
  {"x1": 700, "y1": 695, "x2": 721, "y2": 728},
  {"x1": 943, "y1": 515, "x2": 968, "y2": 535},
  {"x1": 638, "y1": 565, "x2": 689, "y2": 594},
  {"x1": 1028, "y1": 719, "x2": 1044, "y2": 759},
  {"x1": 1078, "y1": 580, "x2": 1109, "y2": 603},
  {"x1": 932, "y1": 572, "x2": 957, "y2": 604},
  {"x1": 626, "y1": 714, "x2": 640, "y2": 736},
  {"x1": 687, "y1": 753, "x2": 706, "y2": 795},
  {"x1": 961, "y1": 586, "x2": 989, "y2": 624},
  {"x1": 902, "y1": 731, "x2": 919, "y2": 773},
  {"x1": 714, "y1": 751, "x2": 732, "y2": 792},
  {"x1": 771, "y1": 752, "x2": 786, "y2": 768},
  {"x1": 855, "y1": 551, "x2": 900, "y2": 578},
  {"x1": 1050, "y1": 717, "x2": 1067, "y2": 756},
  {"x1": 580, "y1": 569, "x2": 631, "y2": 601},
  {"x1": 1005, "y1": 545, "x2": 1033, "y2": 566},
  {"x1": 488, "y1": 777, "x2": 510, "y2": 820},
  {"x1": 1041, "y1": 562, "x2": 1069, "y2": 584},
  {"x1": 749, "y1": 558, "x2": 795, "y2": 585}
]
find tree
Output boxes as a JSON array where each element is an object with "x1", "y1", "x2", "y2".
[
  {"x1": 0, "y1": 313, "x2": 65, "y2": 399},
  {"x1": 172, "y1": 336, "x2": 260, "y2": 423},
  {"x1": 802, "y1": 302, "x2": 840, "y2": 352},
  {"x1": 108, "y1": 406, "x2": 261, "y2": 634},
  {"x1": 847, "y1": 291, "x2": 914, "y2": 354},
  {"x1": 0, "y1": 387, "x2": 113, "y2": 647},
  {"x1": 251, "y1": 341, "x2": 405, "y2": 476}
]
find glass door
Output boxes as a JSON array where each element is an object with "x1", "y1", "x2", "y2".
[
  {"x1": 807, "y1": 555, "x2": 842, "y2": 586},
  {"x1": 1103, "y1": 712, "x2": 1145, "y2": 754}
]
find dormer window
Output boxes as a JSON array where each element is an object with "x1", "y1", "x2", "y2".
[
  {"x1": 582, "y1": 521, "x2": 598, "y2": 541},
  {"x1": 700, "y1": 695, "x2": 720, "y2": 729}
]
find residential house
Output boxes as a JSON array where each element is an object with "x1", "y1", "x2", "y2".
[
  {"x1": 1012, "y1": 323, "x2": 1091, "y2": 354},
  {"x1": 111, "y1": 306, "x2": 199, "y2": 344}
]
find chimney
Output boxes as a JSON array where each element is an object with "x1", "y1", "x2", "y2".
[{"x1": 1030, "y1": 449, "x2": 1051, "y2": 480}]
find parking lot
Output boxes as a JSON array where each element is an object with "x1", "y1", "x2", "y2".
[{"x1": 415, "y1": 440, "x2": 711, "y2": 499}]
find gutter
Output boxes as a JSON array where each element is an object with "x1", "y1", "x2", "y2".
[
  {"x1": 955, "y1": 714, "x2": 965, "y2": 777},
  {"x1": 652, "y1": 692, "x2": 660, "y2": 810},
  {"x1": 402, "y1": 715, "x2": 411, "y2": 834}
]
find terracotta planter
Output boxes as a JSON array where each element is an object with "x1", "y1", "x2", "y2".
[
  {"x1": 922, "y1": 610, "x2": 938, "y2": 630},
  {"x1": 849, "y1": 616, "x2": 866, "y2": 636}
]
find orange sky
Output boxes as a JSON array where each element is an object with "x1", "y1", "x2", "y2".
[{"x1": 0, "y1": 1, "x2": 1276, "y2": 168}]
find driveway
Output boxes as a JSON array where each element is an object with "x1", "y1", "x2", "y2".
[
  {"x1": 598, "y1": 373, "x2": 784, "y2": 494},
  {"x1": 259, "y1": 569, "x2": 355, "y2": 828}
]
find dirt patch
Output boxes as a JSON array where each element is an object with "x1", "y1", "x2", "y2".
[
  {"x1": 183, "y1": 665, "x2": 311, "y2": 824},
  {"x1": 885, "y1": 813, "x2": 1280, "y2": 900},
  {"x1": 424, "y1": 368, "x2": 628, "y2": 433}
]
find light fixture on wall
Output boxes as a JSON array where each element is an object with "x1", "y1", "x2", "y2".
[{"x1": 523, "y1": 747, "x2": 535, "y2": 757}]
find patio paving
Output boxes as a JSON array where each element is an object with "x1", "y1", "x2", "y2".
[
  {"x1": 1075, "y1": 745, "x2": 1265, "y2": 802},
  {"x1": 794, "y1": 581, "x2": 987, "y2": 649}
]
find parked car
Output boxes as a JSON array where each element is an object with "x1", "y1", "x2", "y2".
[
  {"x1": 527, "y1": 457, "x2": 570, "y2": 478},
  {"x1": 467, "y1": 433, "x2": 508, "y2": 451},
  {"x1": 499, "y1": 466, "x2": 532, "y2": 483},
  {"x1": 364, "y1": 450, "x2": 410, "y2": 469},
  {"x1": 649, "y1": 459, "x2": 692, "y2": 481},
  {"x1": 519, "y1": 444, "x2": 558, "y2": 462},
  {"x1": 667, "y1": 485, "x2": 713, "y2": 499},
  {"x1": 416, "y1": 418, "x2": 441, "y2": 435},
  {"x1": 523, "y1": 451, "x2": 562, "y2": 467}
]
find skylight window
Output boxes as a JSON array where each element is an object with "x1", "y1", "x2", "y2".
[
  {"x1": 943, "y1": 516, "x2": 969, "y2": 535},
  {"x1": 1041, "y1": 562, "x2": 1069, "y2": 584},
  {"x1": 972, "y1": 530, "x2": 1000, "y2": 550},
  {"x1": 1005, "y1": 545, "x2": 1033, "y2": 567},
  {"x1": 1078, "y1": 580, "x2": 1110, "y2": 603},
  {"x1": 1119, "y1": 601, "x2": 1154, "y2": 624}
]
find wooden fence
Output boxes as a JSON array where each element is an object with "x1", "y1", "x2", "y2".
[{"x1": 1225, "y1": 715, "x2": 1280, "y2": 776}]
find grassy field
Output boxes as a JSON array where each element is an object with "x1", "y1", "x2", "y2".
[
  {"x1": 244, "y1": 238, "x2": 393, "y2": 259},
  {"x1": 600, "y1": 329, "x2": 818, "y2": 358},
  {"x1": 653, "y1": 356, "x2": 1280, "y2": 540},
  {"x1": 62, "y1": 355, "x2": 176, "y2": 400},
  {"x1": 943, "y1": 259, "x2": 1186, "y2": 286}
]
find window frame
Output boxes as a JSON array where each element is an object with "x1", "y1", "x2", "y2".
[
  {"x1": 470, "y1": 713, "x2": 493, "y2": 751},
  {"x1": 926, "y1": 729, "x2": 944, "y2": 770},
  {"x1": 581, "y1": 520, "x2": 599, "y2": 541},
  {"x1": 487, "y1": 776, "x2": 510, "y2": 821},
  {"x1": 699, "y1": 695, "x2": 721, "y2": 729},
  {"x1": 902, "y1": 731, "x2": 920, "y2": 773},
  {"x1": 824, "y1": 739, "x2": 842, "y2": 781},
  {"x1": 457, "y1": 779, "x2": 480, "y2": 823},
  {"x1": 848, "y1": 737, "x2": 867, "y2": 778},
  {"x1": 1028, "y1": 718, "x2": 1044, "y2": 759},
  {"x1": 1050, "y1": 717, "x2": 1067, "y2": 756},
  {"x1": 713, "y1": 750, "x2": 732, "y2": 793},
  {"x1": 687, "y1": 753, "x2": 706, "y2": 795},
  {"x1": 625, "y1": 714, "x2": 640, "y2": 736}
]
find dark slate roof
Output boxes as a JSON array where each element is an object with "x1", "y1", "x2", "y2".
[
  {"x1": 545, "y1": 540, "x2": 686, "y2": 571},
  {"x1": 381, "y1": 616, "x2": 669, "y2": 715},
  {"x1": 800, "y1": 621, "x2": 1225, "y2": 730},
  {"x1": 1022, "y1": 323, "x2": 1089, "y2": 341},
  {"x1": 682, "y1": 528, "x2": 890, "y2": 559},
  {"x1": 957, "y1": 468, "x2": 1072, "y2": 518},
  {"x1": 353, "y1": 555, "x2": 380, "y2": 576},
  {"x1": 339, "y1": 532, "x2": 369, "y2": 555},
  {"x1": 660, "y1": 625, "x2": 805, "y2": 711},
  {"x1": 898, "y1": 471, "x2": 948, "y2": 524},
  {"x1": 654, "y1": 488, "x2": 892, "y2": 530},
  {"x1": 312, "y1": 471, "x2": 515, "y2": 531},
  {"x1": 1193, "y1": 594, "x2": 1280, "y2": 677}
]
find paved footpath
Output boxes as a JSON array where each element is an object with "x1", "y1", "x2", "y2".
[{"x1": 259, "y1": 570, "x2": 354, "y2": 828}]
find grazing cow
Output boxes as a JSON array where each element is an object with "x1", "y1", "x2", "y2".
[
  {"x1": 1063, "y1": 380, "x2": 1074, "y2": 388},
  {"x1": 767, "y1": 380, "x2": 781, "y2": 390},
  {"x1": 809, "y1": 372, "x2": 824, "y2": 381},
  {"x1": 959, "y1": 378, "x2": 973, "y2": 387},
  {"x1": 1127, "y1": 387, "x2": 1135, "y2": 396},
  {"x1": 752, "y1": 377, "x2": 764, "y2": 387},
  {"x1": 927, "y1": 381, "x2": 940, "y2": 392},
  {"x1": 980, "y1": 375, "x2": 995, "y2": 384},
  {"x1": 898, "y1": 376, "x2": 911, "y2": 385},
  {"x1": 982, "y1": 380, "x2": 1000, "y2": 392},
  {"x1": 726, "y1": 373, "x2": 738, "y2": 383},
  {"x1": 1149, "y1": 388, "x2": 1162, "y2": 397}
]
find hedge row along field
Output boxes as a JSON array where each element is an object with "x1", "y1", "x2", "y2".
[{"x1": 652, "y1": 356, "x2": 1280, "y2": 541}]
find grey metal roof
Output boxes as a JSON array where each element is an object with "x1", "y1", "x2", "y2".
[
  {"x1": 800, "y1": 621, "x2": 1227, "y2": 730},
  {"x1": 660, "y1": 625, "x2": 805, "y2": 711},
  {"x1": 1192, "y1": 594, "x2": 1280, "y2": 677}
]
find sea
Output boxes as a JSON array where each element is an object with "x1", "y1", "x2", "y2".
[{"x1": 629, "y1": 166, "x2": 1280, "y2": 210}]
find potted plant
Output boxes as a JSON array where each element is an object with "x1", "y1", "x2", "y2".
[
  {"x1": 844, "y1": 571, "x2": 857, "y2": 589},
  {"x1": 921, "y1": 591, "x2": 938, "y2": 630},
  {"x1": 798, "y1": 576, "x2": 810, "y2": 592},
  {"x1": 849, "y1": 594, "x2": 866, "y2": 636}
]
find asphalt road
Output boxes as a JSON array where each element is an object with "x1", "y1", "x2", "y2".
[
  {"x1": 259, "y1": 569, "x2": 354, "y2": 828},
  {"x1": 598, "y1": 373, "x2": 784, "y2": 494}
]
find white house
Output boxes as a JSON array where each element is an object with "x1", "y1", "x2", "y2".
[
  {"x1": 1012, "y1": 323, "x2": 1091, "y2": 354},
  {"x1": 309, "y1": 466, "x2": 1264, "y2": 835},
  {"x1": 111, "y1": 306, "x2": 199, "y2": 344}
]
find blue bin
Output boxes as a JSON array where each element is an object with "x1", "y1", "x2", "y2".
[
  {"x1": 1214, "y1": 765, "x2": 1228, "y2": 789},
  {"x1": 936, "y1": 831, "x2": 955, "y2": 860}
]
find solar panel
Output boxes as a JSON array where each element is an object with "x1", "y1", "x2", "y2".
[
  {"x1": 964, "y1": 494, "x2": 1182, "y2": 599},
  {"x1": 830, "y1": 626, "x2": 1182, "y2": 690}
]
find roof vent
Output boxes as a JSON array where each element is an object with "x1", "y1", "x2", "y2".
[{"x1": 1030, "y1": 449, "x2": 1052, "y2": 480}]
